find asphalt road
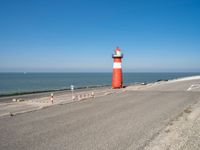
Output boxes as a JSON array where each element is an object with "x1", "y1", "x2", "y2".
[{"x1": 0, "y1": 78, "x2": 200, "y2": 150}]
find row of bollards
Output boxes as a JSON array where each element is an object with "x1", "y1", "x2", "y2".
[
  {"x1": 49, "y1": 91, "x2": 95, "y2": 104},
  {"x1": 13, "y1": 85, "x2": 96, "y2": 104},
  {"x1": 12, "y1": 92, "x2": 95, "y2": 105},
  {"x1": 72, "y1": 92, "x2": 95, "y2": 101}
]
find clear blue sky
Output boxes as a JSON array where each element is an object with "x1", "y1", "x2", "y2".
[{"x1": 0, "y1": 0, "x2": 200, "y2": 72}]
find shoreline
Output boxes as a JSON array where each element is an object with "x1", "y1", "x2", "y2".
[
  {"x1": 1, "y1": 75, "x2": 200, "y2": 102},
  {"x1": 0, "y1": 79, "x2": 171, "y2": 98},
  {"x1": 0, "y1": 86, "x2": 112, "y2": 103},
  {"x1": 1, "y1": 73, "x2": 200, "y2": 98},
  {"x1": 0, "y1": 84, "x2": 111, "y2": 98}
]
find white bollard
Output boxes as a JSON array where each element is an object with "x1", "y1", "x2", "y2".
[
  {"x1": 51, "y1": 93, "x2": 54, "y2": 104},
  {"x1": 12, "y1": 99, "x2": 17, "y2": 102},
  {"x1": 78, "y1": 95, "x2": 81, "y2": 101},
  {"x1": 91, "y1": 92, "x2": 95, "y2": 98}
]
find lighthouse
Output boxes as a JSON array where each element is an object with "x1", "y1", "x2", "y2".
[{"x1": 112, "y1": 47, "x2": 123, "y2": 88}]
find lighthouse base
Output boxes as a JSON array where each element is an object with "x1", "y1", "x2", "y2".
[{"x1": 112, "y1": 69, "x2": 123, "y2": 89}]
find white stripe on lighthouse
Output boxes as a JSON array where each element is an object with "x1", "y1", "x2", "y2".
[{"x1": 113, "y1": 62, "x2": 122, "y2": 69}]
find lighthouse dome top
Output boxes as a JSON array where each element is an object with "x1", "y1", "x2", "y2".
[{"x1": 112, "y1": 47, "x2": 123, "y2": 58}]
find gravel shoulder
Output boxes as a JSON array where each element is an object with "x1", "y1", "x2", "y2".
[{"x1": 144, "y1": 98, "x2": 200, "y2": 150}]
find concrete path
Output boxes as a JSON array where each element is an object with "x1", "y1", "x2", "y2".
[{"x1": 0, "y1": 76, "x2": 200, "y2": 150}]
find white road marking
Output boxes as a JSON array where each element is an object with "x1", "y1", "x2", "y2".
[{"x1": 187, "y1": 84, "x2": 200, "y2": 91}]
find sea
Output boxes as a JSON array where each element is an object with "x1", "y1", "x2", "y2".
[{"x1": 0, "y1": 72, "x2": 200, "y2": 96}]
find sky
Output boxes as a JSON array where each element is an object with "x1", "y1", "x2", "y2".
[{"x1": 0, "y1": 0, "x2": 200, "y2": 72}]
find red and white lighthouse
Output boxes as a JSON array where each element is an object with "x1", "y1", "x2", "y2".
[{"x1": 112, "y1": 47, "x2": 123, "y2": 88}]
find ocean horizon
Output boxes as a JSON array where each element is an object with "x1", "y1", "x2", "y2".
[{"x1": 0, "y1": 72, "x2": 200, "y2": 96}]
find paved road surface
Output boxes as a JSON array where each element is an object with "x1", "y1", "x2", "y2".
[{"x1": 0, "y1": 78, "x2": 200, "y2": 150}]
